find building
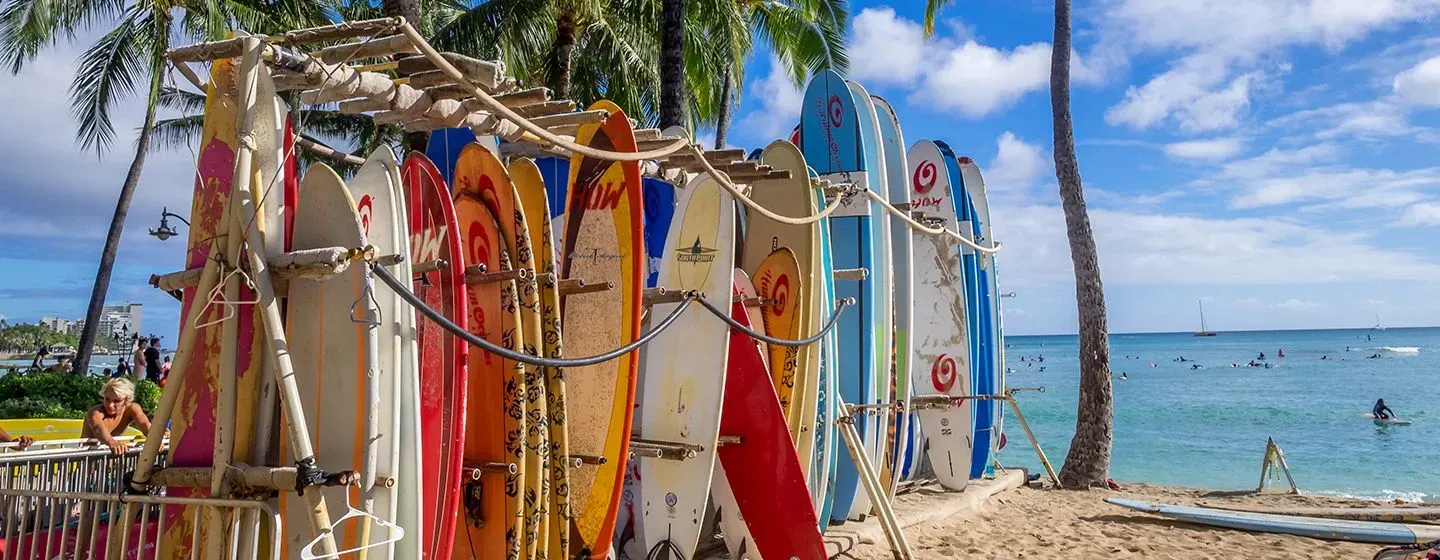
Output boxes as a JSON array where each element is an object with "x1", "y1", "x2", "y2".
[
  {"x1": 39, "y1": 316, "x2": 72, "y2": 333},
  {"x1": 63, "y1": 303, "x2": 143, "y2": 341}
]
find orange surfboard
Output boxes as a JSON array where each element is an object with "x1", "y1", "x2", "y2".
[{"x1": 561, "y1": 101, "x2": 644, "y2": 557}]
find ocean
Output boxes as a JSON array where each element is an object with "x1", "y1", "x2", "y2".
[{"x1": 997, "y1": 327, "x2": 1440, "y2": 503}]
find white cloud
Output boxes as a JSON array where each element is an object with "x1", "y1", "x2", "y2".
[
  {"x1": 1272, "y1": 298, "x2": 1319, "y2": 311},
  {"x1": 848, "y1": 7, "x2": 1103, "y2": 118},
  {"x1": 1393, "y1": 55, "x2": 1440, "y2": 106},
  {"x1": 987, "y1": 132, "x2": 1047, "y2": 190},
  {"x1": 848, "y1": 7, "x2": 928, "y2": 84},
  {"x1": 989, "y1": 202, "x2": 1440, "y2": 291},
  {"x1": 1164, "y1": 137, "x2": 1246, "y2": 161},
  {"x1": 737, "y1": 58, "x2": 804, "y2": 141},
  {"x1": 1097, "y1": 0, "x2": 1440, "y2": 131},
  {"x1": 1399, "y1": 202, "x2": 1440, "y2": 227}
]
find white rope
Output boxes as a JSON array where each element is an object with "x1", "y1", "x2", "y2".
[
  {"x1": 862, "y1": 189, "x2": 1001, "y2": 254},
  {"x1": 687, "y1": 145, "x2": 848, "y2": 225},
  {"x1": 395, "y1": 22, "x2": 690, "y2": 163}
]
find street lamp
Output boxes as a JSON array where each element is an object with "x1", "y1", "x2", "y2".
[{"x1": 149, "y1": 207, "x2": 190, "y2": 241}]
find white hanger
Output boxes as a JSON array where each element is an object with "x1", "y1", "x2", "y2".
[{"x1": 299, "y1": 488, "x2": 405, "y2": 560}]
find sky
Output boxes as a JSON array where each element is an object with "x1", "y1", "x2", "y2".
[{"x1": 2, "y1": 0, "x2": 1439, "y2": 338}]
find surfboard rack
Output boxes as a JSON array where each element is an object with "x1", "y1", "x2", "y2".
[
  {"x1": 733, "y1": 295, "x2": 776, "y2": 308},
  {"x1": 628, "y1": 437, "x2": 703, "y2": 461},
  {"x1": 412, "y1": 258, "x2": 449, "y2": 275},
  {"x1": 1256, "y1": 437, "x2": 1300, "y2": 494},
  {"x1": 566, "y1": 454, "x2": 609, "y2": 465},
  {"x1": 643, "y1": 287, "x2": 687, "y2": 306},
  {"x1": 464, "y1": 462, "x2": 519, "y2": 477},
  {"x1": 149, "y1": 246, "x2": 365, "y2": 291},
  {"x1": 835, "y1": 398, "x2": 916, "y2": 560},
  {"x1": 558, "y1": 278, "x2": 614, "y2": 296},
  {"x1": 834, "y1": 268, "x2": 869, "y2": 281},
  {"x1": 716, "y1": 435, "x2": 742, "y2": 446},
  {"x1": 464, "y1": 265, "x2": 533, "y2": 286}
]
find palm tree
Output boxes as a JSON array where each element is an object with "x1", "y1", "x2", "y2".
[
  {"x1": 707, "y1": 0, "x2": 848, "y2": 148},
  {"x1": 0, "y1": 0, "x2": 324, "y2": 375},
  {"x1": 922, "y1": 0, "x2": 953, "y2": 37},
  {"x1": 1050, "y1": 0, "x2": 1112, "y2": 489}
]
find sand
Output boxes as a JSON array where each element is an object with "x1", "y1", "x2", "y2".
[{"x1": 836, "y1": 481, "x2": 1403, "y2": 559}]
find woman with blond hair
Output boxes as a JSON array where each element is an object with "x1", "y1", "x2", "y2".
[{"x1": 81, "y1": 377, "x2": 152, "y2": 455}]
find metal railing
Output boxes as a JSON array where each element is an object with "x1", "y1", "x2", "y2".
[{"x1": 0, "y1": 441, "x2": 281, "y2": 560}]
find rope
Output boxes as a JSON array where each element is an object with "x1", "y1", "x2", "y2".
[
  {"x1": 372, "y1": 263, "x2": 696, "y2": 367},
  {"x1": 688, "y1": 145, "x2": 851, "y2": 225},
  {"x1": 861, "y1": 189, "x2": 1002, "y2": 254},
  {"x1": 695, "y1": 297, "x2": 853, "y2": 347},
  {"x1": 394, "y1": 23, "x2": 691, "y2": 163}
]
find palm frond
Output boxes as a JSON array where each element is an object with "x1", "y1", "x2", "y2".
[
  {"x1": 923, "y1": 0, "x2": 952, "y2": 38},
  {"x1": 150, "y1": 114, "x2": 205, "y2": 151},
  {"x1": 158, "y1": 85, "x2": 206, "y2": 113},
  {"x1": 0, "y1": 0, "x2": 126, "y2": 73},
  {"x1": 68, "y1": 5, "x2": 157, "y2": 153}
]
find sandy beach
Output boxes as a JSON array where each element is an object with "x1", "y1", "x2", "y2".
[{"x1": 838, "y1": 481, "x2": 1397, "y2": 559}]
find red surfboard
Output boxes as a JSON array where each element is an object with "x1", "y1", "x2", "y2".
[
  {"x1": 718, "y1": 281, "x2": 826, "y2": 560},
  {"x1": 402, "y1": 153, "x2": 468, "y2": 560}
]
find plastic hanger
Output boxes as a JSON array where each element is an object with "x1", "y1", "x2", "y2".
[{"x1": 300, "y1": 489, "x2": 404, "y2": 560}]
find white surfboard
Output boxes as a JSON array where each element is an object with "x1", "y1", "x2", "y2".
[
  {"x1": 282, "y1": 164, "x2": 382, "y2": 555},
  {"x1": 871, "y1": 96, "x2": 915, "y2": 490},
  {"x1": 906, "y1": 140, "x2": 973, "y2": 490},
  {"x1": 349, "y1": 147, "x2": 421, "y2": 558},
  {"x1": 638, "y1": 173, "x2": 736, "y2": 558}
]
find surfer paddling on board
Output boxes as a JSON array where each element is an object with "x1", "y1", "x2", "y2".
[
  {"x1": 81, "y1": 378, "x2": 152, "y2": 455},
  {"x1": 1372, "y1": 399, "x2": 1396, "y2": 420}
]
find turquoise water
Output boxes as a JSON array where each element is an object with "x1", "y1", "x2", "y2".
[{"x1": 998, "y1": 327, "x2": 1440, "y2": 503}]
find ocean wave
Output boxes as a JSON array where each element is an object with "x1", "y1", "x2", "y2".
[
  {"x1": 1378, "y1": 346, "x2": 1421, "y2": 354},
  {"x1": 1312, "y1": 489, "x2": 1433, "y2": 504}
]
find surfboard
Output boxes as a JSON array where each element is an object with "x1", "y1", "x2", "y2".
[
  {"x1": 812, "y1": 182, "x2": 842, "y2": 528},
  {"x1": 799, "y1": 69, "x2": 876, "y2": 524},
  {"x1": 907, "y1": 140, "x2": 973, "y2": 491},
  {"x1": 717, "y1": 274, "x2": 827, "y2": 559},
  {"x1": 159, "y1": 55, "x2": 238, "y2": 559},
  {"x1": 956, "y1": 157, "x2": 999, "y2": 478},
  {"x1": 872, "y1": 96, "x2": 915, "y2": 490},
  {"x1": 281, "y1": 163, "x2": 379, "y2": 556},
  {"x1": 453, "y1": 157, "x2": 527, "y2": 560},
  {"x1": 754, "y1": 247, "x2": 804, "y2": 423},
  {"x1": 458, "y1": 144, "x2": 552, "y2": 560},
  {"x1": 562, "y1": 100, "x2": 644, "y2": 558},
  {"x1": 510, "y1": 157, "x2": 573, "y2": 560},
  {"x1": 1106, "y1": 498, "x2": 1440, "y2": 544},
  {"x1": 1363, "y1": 414, "x2": 1412, "y2": 425},
  {"x1": 425, "y1": 128, "x2": 500, "y2": 185},
  {"x1": 402, "y1": 153, "x2": 468, "y2": 560},
  {"x1": 0, "y1": 419, "x2": 143, "y2": 441},
  {"x1": 536, "y1": 157, "x2": 570, "y2": 219},
  {"x1": 746, "y1": 140, "x2": 820, "y2": 474},
  {"x1": 846, "y1": 83, "x2": 894, "y2": 515},
  {"x1": 348, "y1": 147, "x2": 415, "y2": 558},
  {"x1": 636, "y1": 172, "x2": 734, "y2": 559}
]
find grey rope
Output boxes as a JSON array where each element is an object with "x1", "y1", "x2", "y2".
[{"x1": 694, "y1": 296, "x2": 854, "y2": 347}]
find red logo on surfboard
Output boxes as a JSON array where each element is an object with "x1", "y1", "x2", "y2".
[
  {"x1": 583, "y1": 180, "x2": 624, "y2": 211},
  {"x1": 932, "y1": 354, "x2": 958, "y2": 392},
  {"x1": 768, "y1": 274, "x2": 791, "y2": 317},
  {"x1": 828, "y1": 95, "x2": 843, "y2": 127},
  {"x1": 913, "y1": 161, "x2": 937, "y2": 194},
  {"x1": 356, "y1": 194, "x2": 374, "y2": 235}
]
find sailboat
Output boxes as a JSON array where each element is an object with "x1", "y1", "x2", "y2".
[
  {"x1": 1194, "y1": 300, "x2": 1217, "y2": 337},
  {"x1": 1372, "y1": 313, "x2": 1386, "y2": 331}
]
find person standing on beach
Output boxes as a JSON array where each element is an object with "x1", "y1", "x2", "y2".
[
  {"x1": 81, "y1": 377, "x2": 152, "y2": 455},
  {"x1": 132, "y1": 338, "x2": 147, "y2": 375},
  {"x1": 115, "y1": 358, "x2": 130, "y2": 377},
  {"x1": 143, "y1": 337, "x2": 161, "y2": 383}
]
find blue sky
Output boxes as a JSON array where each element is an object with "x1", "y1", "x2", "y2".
[{"x1": 2, "y1": 0, "x2": 1440, "y2": 338}]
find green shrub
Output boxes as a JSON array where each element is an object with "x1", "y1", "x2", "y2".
[{"x1": 0, "y1": 372, "x2": 161, "y2": 419}]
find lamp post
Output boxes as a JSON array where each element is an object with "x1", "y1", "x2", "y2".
[{"x1": 148, "y1": 207, "x2": 189, "y2": 241}]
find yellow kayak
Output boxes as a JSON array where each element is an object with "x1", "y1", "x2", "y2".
[{"x1": 0, "y1": 418, "x2": 144, "y2": 441}]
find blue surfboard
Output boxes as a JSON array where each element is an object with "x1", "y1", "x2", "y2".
[
  {"x1": 813, "y1": 171, "x2": 841, "y2": 529},
  {"x1": 534, "y1": 156, "x2": 570, "y2": 218},
  {"x1": 799, "y1": 69, "x2": 875, "y2": 523},
  {"x1": 641, "y1": 178, "x2": 676, "y2": 288},
  {"x1": 958, "y1": 158, "x2": 1002, "y2": 475},
  {"x1": 1107, "y1": 498, "x2": 1440, "y2": 544},
  {"x1": 944, "y1": 148, "x2": 997, "y2": 479}
]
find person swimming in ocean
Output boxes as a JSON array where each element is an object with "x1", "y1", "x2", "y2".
[
  {"x1": 1119, "y1": 372, "x2": 1128, "y2": 380},
  {"x1": 1373, "y1": 398, "x2": 1396, "y2": 420},
  {"x1": 1258, "y1": 352, "x2": 1266, "y2": 360},
  {"x1": 1277, "y1": 348, "x2": 1285, "y2": 358}
]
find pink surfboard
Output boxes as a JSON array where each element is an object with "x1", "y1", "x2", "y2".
[
  {"x1": 717, "y1": 278, "x2": 826, "y2": 560},
  {"x1": 402, "y1": 153, "x2": 468, "y2": 560}
]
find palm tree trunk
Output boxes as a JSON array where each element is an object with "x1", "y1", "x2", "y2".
[
  {"x1": 549, "y1": 15, "x2": 578, "y2": 100},
  {"x1": 713, "y1": 69, "x2": 732, "y2": 149},
  {"x1": 659, "y1": 0, "x2": 686, "y2": 129},
  {"x1": 382, "y1": 0, "x2": 428, "y2": 152},
  {"x1": 73, "y1": 62, "x2": 165, "y2": 376},
  {"x1": 1051, "y1": 0, "x2": 1113, "y2": 489}
]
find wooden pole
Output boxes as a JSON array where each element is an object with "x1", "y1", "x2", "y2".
[
  {"x1": 229, "y1": 36, "x2": 339, "y2": 556},
  {"x1": 835, "y1": 397, "x2": 914, "y2": 560},
  {"x1": 1005, "y1": 396, "x2": 1061, "y2": 487}
]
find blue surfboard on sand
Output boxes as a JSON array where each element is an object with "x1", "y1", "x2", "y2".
[
  {"x1": 800, "y1": 69, "x2": 876, "y2": 523},
  {"x1": 1107, "y1": 498, "x2": 1440, "y2": 544}
]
